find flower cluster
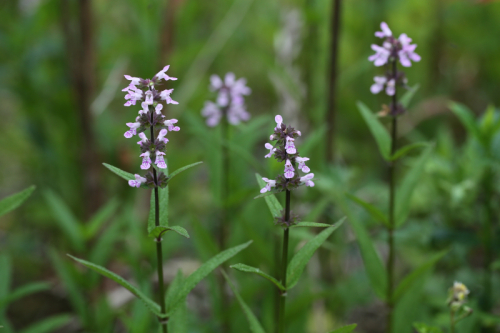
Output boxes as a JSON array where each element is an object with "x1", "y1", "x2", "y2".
[
  {"x1": 201, "y1": 72, "x2": 251, "y2": 127},
  {"x1": 260, "y1": 115, "x2": 314, "y2": 195},
  {"x1": 447, "y1": 281, "x2": 470, "y2": 309},
  {"x1": 369, "y1": 22, "x2": 420, "y2": 98},
  {"x1": 122, "y1": 66, "x2": 180, "y2": 189}
]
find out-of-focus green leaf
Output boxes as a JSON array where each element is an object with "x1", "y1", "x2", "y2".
[
  {"x1": 148, "y1": 186, "x2": 169, "y2": 233},
  {"x1": 357, "y1": 101, "x2": 391, "y2": 160},
  {"x1": 167, "y1": 271, "x2": 187, "y2": 333},
  {"x1": 67, "y1": 254, "x2": 164, "y2": 318},
  {"x1": 300, "y1": 124, "x2": 327, "y2": 156},
  {"x1": 19, "y1": 314, "x2": 72, "y2": 333},
  {"x1": 395, "y1": 145, "x2": 434, "y2": 227},
  {"x1": 390, "y1": 142, "x2": 428, "y2": 161},
  {"x1": 0, "y1": 185, "x2": 35, "y2": 217},
  {"x1": 290, "y1": 222, "x2": 332, "y2": 228},
  {"x1": 400, "y1": 84, "x2": 420, "y2": 108},
  {"x1": 449, "y1": 102, "x2": 484, "y2": 145},
  {"x1": 89, "y1": 219, "x2": 122, "y2": 268},
  {"x1": 255, "y1": 174, "x2": 283, "y2": 218},
  {"x1": 394, "y1": 250, "x2": 448, "y2": 302},
  {"x1": 148, "y1": 226, "x2": 190, "y2": 239},
  {"x1": 413, "y1": 322, "x2": 444, "y2": 333},
  {"x1": 223, "y1": 271, "x2": 266, "y2": 333},
  {"x1": 103, "y1": 163, "x2": 135, "y2": 181},
  {"x1": 166, "y1": 240, "x2": 253, "y2": 315},
  {"x1": 44, "y1": 190, "x2": 84, "y2": 252},
  {"x1": 327, "y1": 323, "x2": 357, "y2": 333},
  {"x1": 230, "y1": 263, "x2": 284, "y2": 290},
  {"x1": 85, "y1": 198, "x2": 119, "y2": 239},
  {"x1": 287, "y1": 218, "x2": 345, "y2": 289},
  {"x1": 0, "y1": 282, "x2": 50, "y2": 308},
  {"x1": 191, "y1": 217, "x2": 219, "y2": 260},
  {"x1": 0, "y1": 255, "x2": 11, "y2": 301},
  {"x1": 167, "y1": 162, "x2": 203, "y2": 182},
  {"x1": 345, "y1": 193, "x2": 389, "y2": 228}
]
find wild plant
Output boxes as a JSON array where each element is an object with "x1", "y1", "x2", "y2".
[{"x1": 65, "y1": 66, "x2": 252, "y2": 332}]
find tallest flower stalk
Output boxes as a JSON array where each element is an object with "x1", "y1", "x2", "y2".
[
  {"x1": 122, "y1": 65, "x2": 180, "y2": 332},
  {"x1": 368, "y1": 22, "x2": 420, "y2": 333}
]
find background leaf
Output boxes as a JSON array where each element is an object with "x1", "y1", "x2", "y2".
[
  {"x1": 357, "y1": 101, "x2": 391, "y2": 160},
  {"x1": 230, "y1": 263, "x2": 285, "y2": 290},
  {"x1": 255, "y1": 173, "x2": 283, "y2": 218},
  {"x1": 327, "y1": 323, "x2": 357, "y2": 333},
  {"x1": 103, "y1": 163, "x2": 135, "y2": 181},
  {"x1": 0, "y1": 185, "x2": 35, "y2": 217}
]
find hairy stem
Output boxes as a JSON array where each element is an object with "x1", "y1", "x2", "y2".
[
  {"x1": 278, "y1": 190, "x2": 291, "y2": 333},
  {"x1": 386, "y1": 59, "x2": 398, "y2": 333},
  {"x1": 151, "y1": 110, "x2": 168, "y2": 333}
]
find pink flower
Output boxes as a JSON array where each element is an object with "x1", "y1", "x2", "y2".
[
  {"x1": 300, "y1": 173, "x2": 315, "y2": 187},
  {"x1": 264, "y1": 143, "x2": 276, "y2": 158},
  {"x1": 155, "y1": 151, "x2": 167, "y2": 169},
  {"x1": 128, "y1": 174, "x2": 147, "y2": 188},
  {"x1": 145, "y1": 91, "x2": 153, "y2": 105},
  {"x1": 124, "y1": 122, "x2": 141, "y2": 138},
  {"x1": 370, "y1": 76, "x2": 396, "y2": 96},
  {"x1": 155, "y1": 65, "x2": 177, "y2": 82},
  {"x1": 164, "y1": 119, "x2": 180, "y2": 132},
  {"x1": 137, "y1": 132, "x2": 148, "y2": 145},
  {"x1": 295, "y1": 157, "x2": 310, "y2": 173},
  {"x1": 160, "y1": 89, "x2": 178, "y2": 105},
  {"x1": 375, "y1": 22, "x2": 392, "y2": 38},
  {"x1": 275, "y1": 115, "x2": 283, "y2": 129},
  {"x1": 368, "y1": 44, "x2": 391, "y2": 67},
  {"x1": 124, "y1": 75, "x2": 142, "y2": 87},
  {"x1": 227, "y1": 103, "x2": 250, "y2": 125},
  {"x1": 123, "y1": 85, "x2": 143, "y2": 107},
  {"x1": 201, "y1": 101, "x2": 222, "y2": 127},
  {"x1": 157, "y1": 129, "x2": 168, "y2": 144},
  {"x1": 155, "y1": 104, "x2": 163, "y2": 114},
  {"x1": 260, "y1": 177, "x2": 276, "y2": 193},
  {"x1": 284, "y1": 159, "x2": 295, "y2": 179},
  {"x1": 285, "y1": 136, "x2": 296, "y2": 154},
  {"x1": 140, "y1": 152, "x2": 152, "y2": 170},
  {"x1": 398, "y1": 33, "x2": 421, "y2": 67}
]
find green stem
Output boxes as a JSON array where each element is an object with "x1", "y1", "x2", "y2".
[
  {"x1": 151, "y1": 107, "x2": 168, "y2": 333},
  {"x1": 481, "y1": 167, "x2": 494, "y2": 314},
  {"x1": 278, "y1": 190, "x2": 291, "y2": 333},
  {"x1": 450, "y1": 310, "x2": 455, "y2": 333},
  {"x1": 386, "y1": 59, "x2": 398, "y2": 333}
]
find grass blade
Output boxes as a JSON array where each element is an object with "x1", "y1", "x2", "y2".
[
  {"x1": 0, "y1": 185, "x2": 35, "y2": 217},
  {"x1": 19, "y1": 314, "x2": 72, "y2": 333}
]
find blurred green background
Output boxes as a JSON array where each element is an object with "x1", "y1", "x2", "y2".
[{"x1": 1, "y1": 0, "x2": 500, "y2": 332}]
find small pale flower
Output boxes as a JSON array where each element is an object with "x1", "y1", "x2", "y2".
[
  {"x1": 210, "y1": 75, "x2": 223, "y2": 91},
  {"x1": 145, "y1": 90, "x2": 154, "y2": 105},
  {"x1": 164, "y1": 119, "x2": 180, "y2": 132},
  {"x1": 155, "y1": 104, "x2": 163, "y2": 114},
  {"x1": 160, "y1": 89, "x2": 178, "y2": 105},
  {"x1": 375, "y1": 22, "x2": 392, "y2": 38},
  {"x1": 370, "y1": 76, "x2": 387, "y2": 94},
  {"x1": 398, "y1": 34, "x2": 421, "y2": 67},
  {"x1": 284, "y1": 159, "x2": 295, "y2": 179},
  {"x1": 260, "y1": 177, "x2": 276, "y2": 193},
  {"x1": 157, "y1": 129, "x2": 168, "y2": 144},
  {"x1": 155, "y1": 65, "x2": 177, "y2": 82},
  {"x1": 296, "y1": 157, "x2": 310, "y2": 173},
  {"x1": 128, "y1": 174, "x2": 147, "y2": 188},
  {"x1": 124, "y1": 122, "x2": 141, "y2": 138},
  {"x1": 386, "y1": 79, "x2": 396, "y2": 96},
  {"x1": 139, "y1": 102, "x2": 149, "y2": 115},
  {"x1": 155, "y1": 151, "x2": 167, "y2": 169},
  {"x1": 201, "y1": 101, "x2": 222, "y2": 127},
  {"x1": 137, "y1": 132, "x2": 148, "y2": 145},
  {"x1": 265, "y1": 143, "x2": 276, "y2": 158},
  {"x1": 300, "y1": 173, "x2": 315, "y2": 187},
  {"x1": 227, "y1": 103, "x2": 250, "y2": 125},
  {"x1": 285, "y1": 136, "x2": 296, "y2": 154},
  {"x1": 368, "y1": 44, "x2": 391, "y2": 67},
  {"x1": 275, "y1": 115, "x2": 283, "y2": 129},
  {"x1": 140, "y1": 151, "x2": 152, "y2": 170},
  {"x1": 124, "y1": 75, "x2": 141, "y2": 87},
  {"x1": 123, "y1": 86, "x2": 143, "y2": 106}
]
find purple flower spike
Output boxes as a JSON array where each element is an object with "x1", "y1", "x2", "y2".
[
  {"x1": 284, "y1": 159, "x2": 295, "y2": 179},
  {"x1": 260, "y1": 177, "x2": 276, "y2": 193},
  {"x1": 369, "y1": 44, "x2": 391, "y2": 67},
  {"x1": 375, "y1": 22, "x2": 392, "y2": 38},
  {"x1": 155, "y1": 65, "x2": 177, "y2": 82},
  {"x1": 128, "y1": 174, "x2": 147, "y2": 188}
]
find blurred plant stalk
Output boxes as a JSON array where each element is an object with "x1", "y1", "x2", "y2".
[{"x1": 278, "y1": 189, "x2": 291, "y2": 333}]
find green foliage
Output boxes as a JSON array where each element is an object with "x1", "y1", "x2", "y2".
[
  {"x1": 286, "y1": 218, "x2": 345, "y2": 289},
  {"x1": 289, "y1": 222, "x2": 333, "y2": 228},
  {"x1": 148, "y1": 225, "x2": 190, "y2": 239},
  {"x1": 18, "y1": 315, "x2": 72, "y2": 333},
  {"x1": 168, "y1": 161, "x2": 204, "y2": 182},
  {"x1": 230, "y1": 263, "x2": 285, "y2": 290},
  {"x1": 345, "y1": 193, "x2": 389, "y2": 228},
  {"x1": 103, "y1": 163, "x2": 135, "y2": 181},
  {"x1": 413, "y1": 322, "x2": 444, "y2": 333},
  {"x1": 327, "y1": 323, "x2": 357, "y2": 333},
  {"x1": 255, "y1": 173, "x2": 283, "y2": 218},
  {"x1": 400, "y1": 84, "x2": 420, "y2": 108},
  {"x1": 0, "y1": 185, "x2": 35, "y2": 217},
  {"x1": 390, "y1": 142, "x2": 429, "y2": 161},
  {"x1": 357, "y1": 101, "x2": 391, "y2": 160}
]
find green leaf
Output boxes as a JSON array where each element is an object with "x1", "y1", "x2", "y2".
[
  {"x1": 286, "y1": 218, "x2": 345, "y2": 289},
  {"x1": 0, "y1": 255, "x2": 11, "y2": 300},
  {"x1": 290, "y1": 222, "x2": 333, "y2": 228},
  {"x1": 253, "y1": 189, "x2": 282, "y2": 199},
  {"x1": 449, "y1": 102, "x2": 484, "y2": 145},
  {"x1": 166, "y1": 240, "x2": 253, "y2": 315},
  {"x1": 166, "y1": 271, "x2": 187, "y2": 333},
  {"x1": 328, "y1": 323, "x2": 357, "y2": 333},
  {"x1": 167, "y1": 162, "x2": 203, "y2": 182},
  {"x1": 395, "y1": 145, "x2": 434, "y2": 227},
  {"x1": 400, "y1": 84, "x2": 420, "y2": 108},
  {"x1": 357, "y1": 101, "x2": 391, "y2": 160},
  {"x1": 148, "y1": 226, "x2": 190, "y2": 239},
  {"x1": 89, "y1": 219, "x2": 122, "y2": 267},
  {"x1": 390, "y1": 142, "x2": 428, "y2": 161},
  {"x1": 67, "y1": 254, "x2": 164, "y2": 318},
  {"x1": 44, "y1": 190, "x2": 85, "y2": 252},
  {"x1": 148, "y1": 186, "x2": 169, "y2": 233},
  {"x1": 19, "y1": 314, "x2": 72, "y2": 333},
  {"x1": 0, "y1": 185, "x2": 35, "y2": 217},
  {"x1": 393, "y1": 250, "x2": 448, "y2": 302},
  {"x1": 222, "y1": 271, "x2": 266, "y2": 333},
  {"x1": 103, "y1": 163, "x2": 135, "y2": 181},
  {"x1": 255, "y1": 173, "x2": 283, "y2": 218},
  {"x1": 0, "y1": 282, "x2": 50, "y2": 308},
  {"x1": 413, "y1": 322, "x2": 444, "y2": 333},
  {"x1": 230, "y1": 263, "x2": 285, "y2": 290},
  {"x1": 345, "y1": 193, "x2": 389, "y2": 228},
  {"x1": 85, "y1": 198, "x2": 119, "y2": 239}
]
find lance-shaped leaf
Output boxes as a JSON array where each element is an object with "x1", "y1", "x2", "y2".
[
  {"x1": 345, "y1": 193, "x2": 389, "y2": 228},
  {"x1": 148, "y1": 226, "x2": 190, "y2": 239},
  {"x1": 400, "y1": 84, "x2": 420, "y2": 108},
  {"x1": 0, "y1": 282, "x2": 50, "y2": 308},
  {"x1": 167, "y1": 161, "x2": 203, "y2": 183},
  {"x1": 390, "y1": 142, "x2": 428, "y2": 161},
  {"x1": 290, "y1": 222, "x2": 333, "y2": 228},
  {"x1": 393, "y1": 250, "x2": 448, "y2": 302},
  {"x1": 230, "y1": 263, "x2": 285, "y2": 290},
  {"x1": 449, "y1": 102, "x2": 484, "y2": 145},
  {"x1": 103, "y1": 163, "x2": 135, "y2": 181},
  {"x1": 395, "y1": 145, "x2": 434, "y2": 227},
  {"x1": 286, "y1": 218, "x2": 345, "y2": 289},
  {"x1": 67, "y1": 255, "x2": 164, "y2": 318},
  {"x1": 44, "y1": 190, "x2": 85, "y2": 253},
  {"x1": 0, "y1": 255, "x2": 11, "y2": 301},
  {"x1": 223, "y1": 271, "x2": 266, "y2": 333},
  {"x1": 19, "y1": 314, "x2": 72, "y2": 333},
  {"x1": 328, "y1": 323, "x2": 357, "y2": 333},
  {"x1": 255, "y1": 173, "x2": 283, "y2": 218},
  {"x1": 166, "y1": 271, "x2": 187, "y2": 333},
  {"x1": 166, "y1": 240, "x2": 253, "y2": 315},
  {"x1": 148, "y1": 186, "x2": 169, "y2": 233},
  {"x1": 0, "y1": 185, "x2": 35, "y2": 217},
  {"x1": 357, "y1": 101, "x2": 391, "y2": 160}
]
